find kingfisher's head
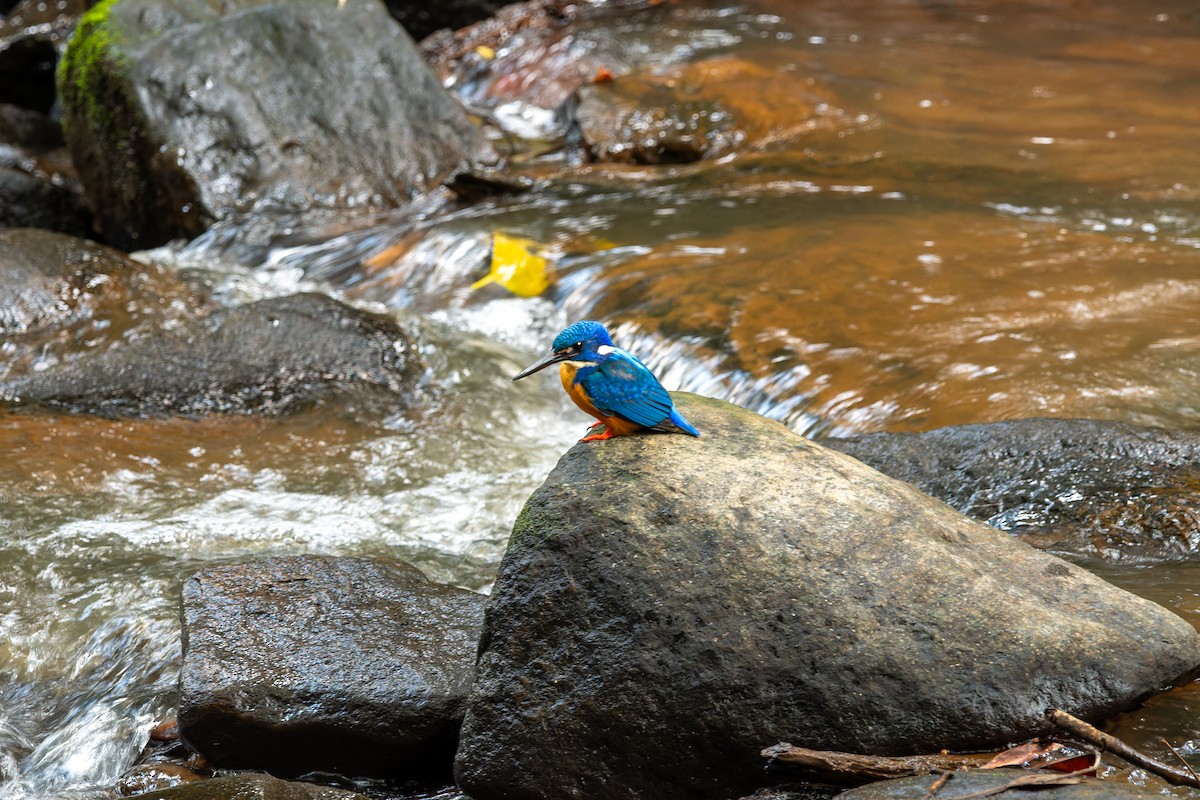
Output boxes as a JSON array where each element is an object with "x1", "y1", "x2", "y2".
[{"x1": 513, "y1": 320, "x2": 615, "y2": 381}]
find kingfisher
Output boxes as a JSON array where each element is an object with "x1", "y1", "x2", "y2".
[{"x1": 513, "y1": 320, "x2": 700, "y2": 442}]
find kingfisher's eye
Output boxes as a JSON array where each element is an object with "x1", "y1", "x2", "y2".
[{"x1": 555, "y1": 342, "x2": 584, "y2": 357}]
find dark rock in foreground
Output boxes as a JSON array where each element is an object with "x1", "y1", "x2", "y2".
[
  {"x1": 836, "y1": 771, "x2": 1164, "y2": 800},
  {"x1": 0, "y1": 292, "x2": 423, "y2": 416},
  {"x1": 455, "y1": 394, "x2": 1200, "y2": 800},
  {"x1": 130, "y1": 773, "x2": 370, "y2": 800},
  {"x1": 823, "y1": 418, "x2": 1200, "y2": 560},
  {"x1": 57, "y1": 0, "x2": 495, "y2": 249},
  {"x1": 179, "y1": 555, "x2": 485, "y2": 778}
]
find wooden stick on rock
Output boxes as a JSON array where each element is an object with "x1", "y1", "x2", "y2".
[{"x1": 762, "y1": 743, "x2": 988, "y2": 785}]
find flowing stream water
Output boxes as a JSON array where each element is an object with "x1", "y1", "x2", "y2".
[{"x1": 5, "y1": 0, "x2": 1200, "y2": 797}]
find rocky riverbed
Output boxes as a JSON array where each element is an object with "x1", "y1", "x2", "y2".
[{"x1": 4, "y1": 0, "x2": 1200, "y2": 799}]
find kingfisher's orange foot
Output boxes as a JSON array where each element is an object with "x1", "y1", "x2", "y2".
[
  {"x1": 579, "y1": 428, "x2": 616, "y2": 442},
  {"x1": 587, "y1": 421, "x2": 605, "y2": 430}
]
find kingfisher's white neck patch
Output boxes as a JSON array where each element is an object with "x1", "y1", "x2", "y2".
[{"x1": 596, "y1": 345, "x2": 615, "y2": 356}]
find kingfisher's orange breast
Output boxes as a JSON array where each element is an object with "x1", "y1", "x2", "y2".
[
  {"x1": 558, "y1": 362, "x2": 642, "y2": 436},
  {"x1": 559, "y1": 362, "x2": 598, "y2": 417}
]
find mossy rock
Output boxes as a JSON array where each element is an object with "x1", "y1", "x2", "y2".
[{"x1": 56, "y1": 0, "x2": 494, "y2": 249}]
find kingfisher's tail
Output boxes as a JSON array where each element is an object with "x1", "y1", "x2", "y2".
[{"x1": 666, "y1": 407, "x2": 700, "y2": 437}]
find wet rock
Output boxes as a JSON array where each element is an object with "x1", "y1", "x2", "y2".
[
  {"x1": 179, "y1": 555, "x2": 485, "y2": 778},
  {"x1": 822, "y1": 418, "x2": 1200, "y2": 561},
  {"x1": 385, "y1": 0, "x2": 510, "y2": 42},
  {"x1": 420, "y1": 0, "x2": 585, "y2": 95},
  {"x1": 0, "y1": 227, "x2": 152, "y2": 334},
  {"x1": 424, "y1": 5, "x2": 851, "y2": 154},
  {"x1": 0, "y1": 101, "x2": 65, "y2": 149},
  {"x1": 115, "y1": 763, "x2": 205, "y2": 796},
  {"x1": 0, "y1": 292, "x2": 424, "y2": 416},
  {"x1": 421, "y1": 0, "x2": 640, "y2": 141},
  {"x1": 836, "y1": 771, "x2": 1162, "y2": 800},
  {"x1": 128, "y1": 773, "x2": 370, "y2": 800},
  {"x1": 575, "y1": 77, "x2": 735, "y2": 164},
  {"x1": 56, "y1": 0, "x2": 495, "y2": 250},
  {"x1": 575, "y1": 56, "x2": 848, "y2": 164},
  {"x1": 737, "y1": 787, "x2": 836, "y2": 800},
  {"x1": 150, "y1": 718, "x2": 180, "y2": 742},
  {"x1": 0, "y1": 227, "x2": 204, "y2": 383},
  {"x1": 454, "y1": 394, "x2": 1200, "y2": 800},
  {"x1": 0, "y1": 165, "x2": 92, "y2": 234},
  {"x1": 0, "y1": 104, "x2": 93, "y2": 235}
]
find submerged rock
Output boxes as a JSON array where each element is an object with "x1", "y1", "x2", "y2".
[
  {"x1": 823, "y1": 418, "x2": 1200, "y2": 561},
  {"x1": 57, "y1": 0, "x2": 495, "y2": 249},
  {"x1": 128, "y1": 773, "x2": 370, "y2": 800},
  {"x1": 0, "y1": 292, "x2": 424, "y2": 416},
  {"x1": 576, "y1": 56, "x2": 847, "y2": 164},
  {"x1": 836, "y1": 771, "x2": 1163, "y2": 800},
  {"x1": 424, "y1": 5, "x2": 852, "y2": 159},
  {"x1": 455, "y1": 394, "x2": 1200, "y2": 800},
  {"x1": 179, "y1": 556, "x2": 485, "y2": 779}
]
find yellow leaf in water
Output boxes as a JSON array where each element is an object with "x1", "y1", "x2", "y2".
[
  {"x1": 471, "y1": 233, "x2": 552, "y2": 297},
  {"x1": 474, "y1": 45, "x2": 496, "y2": 60}
]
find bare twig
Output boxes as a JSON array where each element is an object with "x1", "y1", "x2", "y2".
[
  {"x1": 762, "y1": 743, "x2": 989, "y2": 786},
  {"x1": 924, "y1": 770, "x2": 955, "y2": 799},
  {"x1": 1045, "y1": 708, "x2": 1200, "y2": 788},
  {"x1": 1160, "y1": 737, "x2": 1200, "y2": 784}
]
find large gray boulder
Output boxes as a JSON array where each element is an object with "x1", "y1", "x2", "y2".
[
  {"x1": 454, "y1": 394, "x2": 1200, "y2": 800},
  {"x1": 0, "y1": 292, "x2": 423, "y2": 416},
  {"x1": 823, "y1": 418, "x2": 1200, "y2": 560},
  {"x1": 56, "y1": 0, "x2": 495, "y2": 249},
  {"x1": 179, "y1": 556, "x2": 485, "y2": 778}
]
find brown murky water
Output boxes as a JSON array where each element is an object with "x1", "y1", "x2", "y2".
[
  {"x1": 5, "y1": 0, "x2": 1200, "y2": 796},
  {"x1": 451, "y1": 0, "x2": 1200, "y2": 435}
]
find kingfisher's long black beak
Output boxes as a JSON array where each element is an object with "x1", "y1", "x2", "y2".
[{"x1": 513, "y1": 350, "x2": 569, "y2": 381}]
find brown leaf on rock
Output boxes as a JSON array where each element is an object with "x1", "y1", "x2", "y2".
[{"x1": 981, "y1": 740, "x2": 1096, "y2": 773}]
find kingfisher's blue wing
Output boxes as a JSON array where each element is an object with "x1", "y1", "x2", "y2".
[{"x1": 582, "y1": 350, "x2": 674, "y2": 428}]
